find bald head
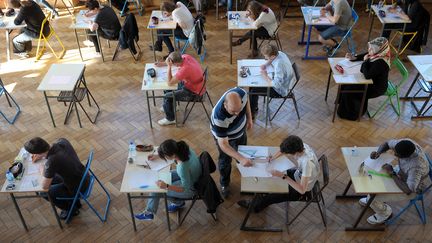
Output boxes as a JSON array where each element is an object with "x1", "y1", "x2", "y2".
[{"x1": 224, "y1": 92, "x2": 243, "y2": 116}]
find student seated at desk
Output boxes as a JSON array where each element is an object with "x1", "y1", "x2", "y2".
[
  {"x1": 249, "y1": 44, "x2": 295, "y2": 120},
  {"x1": 315, "y1": 0, "x2": 352, "y2": 55},
  {"x1": 151, "y1": 1, "x2": 194, "y2": 55},
  {"x1": 337, "y1": 37, "x2": 389, "y2": 121},
  {"x1": 10, "y1": 0, "x2": 50, "y2": 59},
  {"x1": 24, "y1": 137, "x2": 90, "y2": 220},
  {"x1": 360, "y1": 139, "x2": 429, "y2": 224},
  {"x1": 84, "y1": 0, "x2": 121, "y2": 56},
  {"x1": 211, "y1": 87, "x2": 253, "y2": 198},
  {"x1": 155, "y1": 51, "x2": 204, "y2": 126},
  {"x1": 135, "y1": 139, "x2": 202, "y2": 221},
  {"x1": 231, "y1": 1, "x2": 277, "y2": 58},
  {"x1": 237, "y1": 135, "x2": 320, "y2": 212}
]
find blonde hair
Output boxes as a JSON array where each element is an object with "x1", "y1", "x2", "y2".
[{"x1": 261, "y1": 44, "x2": 278, "y2": 57}]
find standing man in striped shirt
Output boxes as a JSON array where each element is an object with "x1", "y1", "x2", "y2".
[{"x1": 210, "y1": 87, "x2": 254, "y2": 198}]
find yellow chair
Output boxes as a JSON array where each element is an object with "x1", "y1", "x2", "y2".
[
  {"x1": 389, "y1": 31, "x2": 418, "y2": 56},
  {"x1": 35, "y1": 12, "x2": 66, "y2": 61}
]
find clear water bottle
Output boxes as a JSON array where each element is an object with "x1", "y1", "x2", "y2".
[
  {"x1": 128, "y1": 141, "x2": 136, "y2": 163},
  {"x1": 6, "y1": 171, "x2": 14, "y2": 182}
]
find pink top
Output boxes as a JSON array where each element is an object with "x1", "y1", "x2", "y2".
[{"x1": 175, "y1": 54, "x2": 205, "y2": 95}]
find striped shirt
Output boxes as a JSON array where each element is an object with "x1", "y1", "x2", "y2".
[
  {"x1": 210, "y1": 87, "x2": 248, "y2": 140},
  {"x1": 388, "y1": 139, "x2": 429, "y2": 193}
]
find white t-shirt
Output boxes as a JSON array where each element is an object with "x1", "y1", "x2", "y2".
[
  {"x1": 293, "y1": 144, "x2": 320, "y2": 191},
  {"x1": 172, "y1": 2, "x2": 195, "y2": 37},
  {"x1": 253, "y1": 8, "x2": 278, "y2": 36}
]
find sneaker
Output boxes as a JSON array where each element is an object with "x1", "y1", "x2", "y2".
[
  {"x1": 135, "y1": 211, "x2": 154, "y2": 221},
  {"x1": 14, "y1": 52, "x2": 29, "y2": 59},
  {"x1": 367, "y1": 204, "x2": 392, "y2": 225},
  {"x1": 358, "y1": 196, "x2": 370, "y2": 207},
  {"x1": 221, "y1": 186, "x2": 230, "y2": 199},
  {"x1": 59, "y1": 209, "x2": 80, "y2": 220},
  {"x1": 237, "y1": 199, "x2": 251, "y2": 209},
  {"x1": 83, "y1": 40, "x2": 94, "y2": 47},
  {"x1": 158, "y1": 118, "x2": 176, "y2": 126},
  {"x1": 167, "y1": 201, "x2": 185, "y2": 213}
]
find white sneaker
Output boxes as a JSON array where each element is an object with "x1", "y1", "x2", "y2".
[
  {"x1": 367, "y1": 204, "x2": 392, "y2": 225},
  {"x1": 83, "y1": 40, "x2": 94, "y2": 47},
  {"x1": 358, "y1": 195, "x2": 370, "y2": 207},
  {"x1": 157, "y1": 118, "x2": 175, "y2": 126}
]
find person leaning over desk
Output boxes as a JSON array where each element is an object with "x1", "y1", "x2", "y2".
[
  {"x1": 154, "y1": 51, "x2": 205, "y2": 126},
  {"x1": 84, "y1": 0, "x2": 121, "y2": 55},
  {"x1": 337, "y1": 37, "x2": 390, "y2": 121},
  {"x1": 237, "y1": 135, "x2": 320, "y2": 213},
  {"x1": 134, "y1": 139, "x2": 202, "y2": 221},
  {"x1": 359, "y1": 139, "x2": 429, "y2": 225},
  {"x1": 248, "y1": 44, "x2": 296, "y2": 120},
  {"x1": 24, "y1": 137, "x2": 90, "y2": 220},
  {"x1": 211, "y1": 87, "x2": 253, "y2": 198}
]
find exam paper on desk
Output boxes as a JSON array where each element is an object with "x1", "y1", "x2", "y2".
[
  {"x1": 128, "y1": 170, "x2": 170, "y2": 189},
  {"x1": 364, "y1": 153, "x2": 395, "y2": 172}
]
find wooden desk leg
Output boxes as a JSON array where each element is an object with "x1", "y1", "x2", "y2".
[
  {"x1": 47, "y1": 194, "x2": 63, "y2": 229},
  {"x1": 164, "y1": 194, "x2": 171, "y2": 231},
  {"x1": 332, "y1": 85, "x2": 341, "y2": 122},
  {"x1": 151, "y1": 29, "x2": 156, "y2": 62},
  {"x1": 173, "y1": 92, "x2": 178, "y2": 127},
  {"x1": 75, "y1": 30, "x2": 84, "y2": 62},
  {"x1": 251, "y1": 30, "x2": 255, "y2": 57},
  {"x1": 345, "y1": 194, "x2": 385, "y2": 231},
  {"x1": 367, "y1": 14, "x2": 374, "y2": 42},
  {"x1": 146, "y1": 91, "x2": 153, "y2": 129},
  {"x1": 10, "y1": 193, "x2": 28, "y2": 231},
  {"x1": 44, "y1": 91, "x2": 57, "y2": 128},
  {"x1": 325, "y1": 67, "x2": 332, "y2": 101},
  {"x1": 229, "y1": 30, "x2": 233, "y2": 64},
  {"x1": 127, "y1": 193, "x2": 137, "y2": 231},
  {"x1": 401, "y1": 72, "x2": 419, "y2": 100},
  {"x1": 5, "y1": 29, "x2": 11, "y2": 62},
  {"x1": 358, "y1": 84, "x2": 368, "y2": 122},
  {"x1": 96, "y1": 32, "x2": 105, "y2": 62}
]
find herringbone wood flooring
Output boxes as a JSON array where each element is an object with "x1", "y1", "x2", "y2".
[{"x1": 1, "y1": 1, "x2": 432, "y2": 242}]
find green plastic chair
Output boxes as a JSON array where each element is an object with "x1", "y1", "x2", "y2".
[{"x1": 370, "y1": 58, "x2": 409, "y2": 118}]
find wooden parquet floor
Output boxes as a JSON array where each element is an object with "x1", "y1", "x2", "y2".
[{"x1": 1, "y1": 1, "x2": 432, "y2": 242}]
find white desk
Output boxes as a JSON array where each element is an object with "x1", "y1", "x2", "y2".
[
  {"x1": 38, "y1": 63, "x2": 100, "y2": 128},
  {"x1": 120, "y1": 148, "x2": 172, "y2": 231},
  {"x1": 401, "y1": 55, "x2": 432, "y2": 119},
  {"x1": 326, "y1": 58, "x2": 373, "y2": 122},
  {"x1": 238, "y1": 145, "x2": 294, "y2": 232},
  {"x1": 368, "y1": 5, "x2": 411, "y2": 55},
  {"x1": 336, "y1": 147, "x2": 402, "y2": 231},
  {"x1": 147, "y1": 11, "x2": 176, "y2": 62},
  {"x1": 299, "y1": 7, "x2": 334, "y2": 60},
  {"x1": 69, "y1": 10, "x2": 104, "y2": 62},
  {"x1": 0, "y1": 148, "x2": 63, "y2": 231},
  {"x1": 142, "y1": 63, "x2": 178, "y2": 129},
  {"x1": 0, "y1": 14, "x2": 26, "y2": 61},
  {"x1": 237, "y1": 59, "x2": 272, "y2": 127},
  {"x1": 228, "y1": 11, "x2": 257, "y2": 64}
]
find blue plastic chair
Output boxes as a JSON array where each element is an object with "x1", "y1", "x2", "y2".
[
  {"x1": 120, "y1": 0, "x2": 143, "y2": 17},
  {"x1": 0, "y1": 78, "x2": 21, "y2": 124},
  {"x1": 329, "y1": 8, "x2": 358, "y2": 57},
  {"x1": 174, "y1": 19, "x2": 206, "y2": 62},
  {"x1": 57, "y1": 150, "x2": 111, "y2": 224},
  {"x1": 386, "y1": 152, "x2": 432, "y2": 225}
]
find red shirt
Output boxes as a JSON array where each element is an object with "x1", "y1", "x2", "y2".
[{"x1": 175, "y1": 54, "x2": 205, "y2": 95}]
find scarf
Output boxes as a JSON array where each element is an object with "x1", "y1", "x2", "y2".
[{"x1": 368, "y1": 37, "x2": 391, "y2": 67}]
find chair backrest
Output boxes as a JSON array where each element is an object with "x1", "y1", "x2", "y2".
[
  {"x1": 289, "y1": 62, "x2": 301, "y2": 93},
  {"x1": 319, "y1": 154, "x2": 329, "y2": 188},
  {"x1": 391, "y1": 58, "x2": 409, "y2": 88},
  {"x1": 196, "y1": 67, "x2": 208, "y2": 97},
  {"x1": 78, "y1": 150, "x2": 95, "y2": 199},
  {"x1": 39, "y1": 12, "x2": 52, "y2": 38},
  {"x1": 426, "y1": 152, "x2": 432, "y2": 182}
]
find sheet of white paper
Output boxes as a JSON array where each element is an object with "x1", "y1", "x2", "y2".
[
  {"x1": 48, "y1": 75, "x2": 72, "y2": 85},
  {"x1": 19, "y1": 174, "x2": 39, "y2": 190},
  {"x1": 338, "y1": 59, "x2": 362, "y2": 68},
  {"x1": 135, "y1": 158, "x2": 173, "y2": 171},
  {"x1": 312, "y1": 10, "x2": 321, "y2": 16},
  {"x1": 248, "y1": 66, "x2": 275, "y2": 77},
  {"x1": 237, "y1": 162, "x2": 272, "y2": 177},
  {"x1": 364, "y1": 153, "x2": 395, "y2": 172},
  {"x1": 423, "y1": 65, "x2": 432, "y2": 80},
  {"x1": 127, "y1": 170, "x2": 170, "y2": 189},
  {"x1": 333, "y1": 74, "x2": 357, "y2": 83},
  {"x1": 239, "y1": 147, "x2": 269, "y2": 159},
  {"x1": 27, "y1": 162, "x2": 39, "y2": 174},
  {"x1": 268, "y1": 156, "x2": 295, "y2": 172}
]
